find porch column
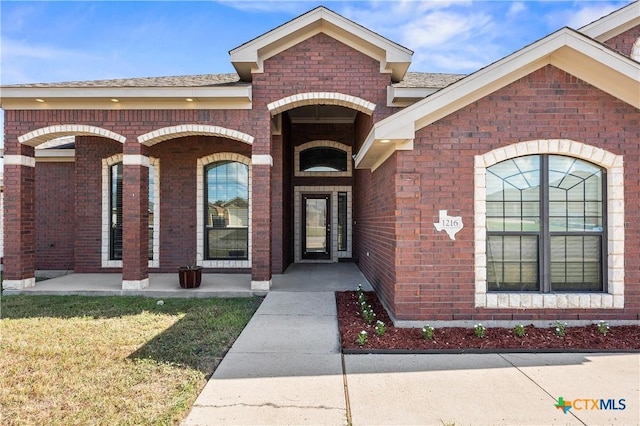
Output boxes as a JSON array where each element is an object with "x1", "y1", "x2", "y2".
[
  {"x1": 121, "y1": 148, "x2": 149, "y2": 290},
  {"x1": 251, "y1": 155, "x2": 272, "y2": 291},
  {"x1": 2, "y1": 147, "x2": 36, "y2": 289}
]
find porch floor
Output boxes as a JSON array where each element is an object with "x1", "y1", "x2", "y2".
[{"x1": 2, "y1": 262, "x2": 371, "y2": 298}]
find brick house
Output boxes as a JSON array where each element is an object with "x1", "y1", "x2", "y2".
[{"x1": 2, "y1": 4, "x2": 639, "y2": 323}]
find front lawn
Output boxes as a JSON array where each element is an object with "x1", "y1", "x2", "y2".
[{"x1": 0, "y1": 295, "x2": 262, "y2": 425}]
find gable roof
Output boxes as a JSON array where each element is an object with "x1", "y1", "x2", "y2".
[
  {"x1": 579, "y1": 1, "x2": 640, "y2": 42},
  {"x1": 356, "y1": 27, "x2": 640, "y2": 170},
  {"x1": 229, "y1": 6, "x2": 413, "y2": 82}
]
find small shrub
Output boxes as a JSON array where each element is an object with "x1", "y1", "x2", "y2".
[
  {"x1": 597, "y1": 320, "x2": 610, "y2": 336},
  {"x1": 375, "y1": 320, "x2": 386, "y2": 337},
  {"x1": 474, "y1": 323, "x2": 486, "y2": 338},
  {"x1": 513, "y1": 324, "x2": 526, "y2": 338},
  {"x1": 356, "y1": 330, "x2": 368, "y2": 346},
  {"x1": 422, "y1": 325, "x2": 435, "y2": 340},
  {"x1": 362, "y1": 305, "x2": 376, "y2": 324},
  {"x1": 554, "y1": 321, "x2": 568, "y2": 337}
]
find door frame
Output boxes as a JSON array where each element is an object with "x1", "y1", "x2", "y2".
[
  {"x1": 301, "y1": 193, "x2": 331, "y2": 260},
  {"x1": 294, "y1": 186, "x2": 353, "y2": 263}
]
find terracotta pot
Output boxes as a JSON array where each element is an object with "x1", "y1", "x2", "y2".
[{"x1": 178, "y1": 267, "x2": 203, "y2": 288}]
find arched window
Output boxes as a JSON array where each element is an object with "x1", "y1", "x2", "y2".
[
  {"x1": 204, "y1": 161, "x2": 249, "y2": 260},
  {"x1": 294, "y1": 141, "x2": 352, "y2": 177},
  {"x1": 486, "y1": 155, "x2": 605, "y2": 292},
  {"x1": 300, "y1": 147, "x2": 347, "y2": 172}
]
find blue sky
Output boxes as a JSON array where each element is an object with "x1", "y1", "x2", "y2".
[{"x1": 0, "y1": 0, "x2": 634, "y2": 149}]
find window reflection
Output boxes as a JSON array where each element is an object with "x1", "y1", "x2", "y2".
[{"x1": 205, "y1": 161, "x2": 249, "y2": 260}]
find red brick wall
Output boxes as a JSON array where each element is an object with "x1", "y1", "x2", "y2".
[
  {"x1": 74, "y1": 136, "x2": 121, "y2": 272},
  {"x1": 392, "y1": 65, "x2": 640, "y2": 321},
  {"x1": 603, "y1": 24, "x2": 640, "y2": 58},
  {"x1": 35, "y1": 162, "x2": 75, "y2": 270},
  {"x1": 255, "y1": 33, "x2": 393, "y2": 122},
  {"x1": 148, "y1": 136, "x2": 251, "y2": 272},
  {"x1": 254, "y1": 33, "x2": 394, "y2": 271},
  {"x1": 353, "y1": 154, "x2": 398, "y2": 312}
]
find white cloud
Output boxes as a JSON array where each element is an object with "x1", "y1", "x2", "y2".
[
  {"x1": 215, "y1": 1, "x2": 311, "y2": 14},
  {"x1": 544, "y1": 2, "x2": 629, "y2": 30},
  {"x1": 507, "y1": 2, "x2": 526, "y2": 17},
  {"x1": 567, "y1": 3, "x2": 625, "y2": 29},
  {"x1": 2, "y1": 38, "x2": 99, "y2": 61}
]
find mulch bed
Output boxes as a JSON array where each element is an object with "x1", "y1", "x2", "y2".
[{"x1": 336, "y1": 291, "x2": 640, "y2": 353}]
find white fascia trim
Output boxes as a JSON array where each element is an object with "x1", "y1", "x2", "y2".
[
  {"x1": 0, "y1": 86, "x2": 252, "y2": 110},
  {"x1": 230, "y1": 7, "x2": 412, "y2": 81},
  {"x1": 356, "y1": 28, "x2": 640, "y2": 170},
  {"x1": 579, "y1": 2, "x2": 640, "y2": 42},
  {"x1": 387, "y1": 86, "x2": 437, "y2": 107},
  {"x1": 4, "y1": 155, "x2": 36, "y2": 167},
  {"x1": 251, "y1": 154, "x2": 273, "y2": 166}
]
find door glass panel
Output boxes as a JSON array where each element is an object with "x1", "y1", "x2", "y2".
[
  {"x1": 338, "y1": 192, "x2": 347, "y2": 251},
  {"x1": 305, "y1": 198, "x2": 327, "y2": 253}
]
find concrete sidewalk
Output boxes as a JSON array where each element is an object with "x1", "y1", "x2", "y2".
[{"x1": 183, "y1": 292, "x2": 640, "y2": 425}]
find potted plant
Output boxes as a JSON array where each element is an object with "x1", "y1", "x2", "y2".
[{"x1": 178, "y1": 250, "x2": 203, "y2": 289}]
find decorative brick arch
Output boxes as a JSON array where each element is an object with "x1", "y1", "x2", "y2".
[
  {"x1": 474, "y1": 139, "x2": 624, "y2": 310},
  {"x1": 267, "y1": 92, "x2": 376, "y2": 115},
  {"x1": 632, "y1": 37, "x2": 640, "y2": 61},
  {"x1": 138, "y1": 125, "x2": 254, "y2": 146},
  {"x1": 19, "y1": 125, "x2": 126, "y2": 146}
]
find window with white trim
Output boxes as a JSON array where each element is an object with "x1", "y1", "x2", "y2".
[
  {"x1": 204, "y1": 160, "x2": 249, "y2": 260},
  {"x1": 486, "y1": 154, "x2": 605, "y2": 292},
  {"x1": 294, "y1": 141, "x2": 352, "y2": 177},
  {"x1": 104, "y1": 157, "x2": 158, "y2": 265}
]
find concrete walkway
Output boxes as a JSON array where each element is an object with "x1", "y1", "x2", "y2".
[{"x1": 183, "y1": 291, "x2": 640, "y2": 425}]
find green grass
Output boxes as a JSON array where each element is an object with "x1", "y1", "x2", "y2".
[{"x1": 0, "y1": 295, "x2": 262, "y2": 426}]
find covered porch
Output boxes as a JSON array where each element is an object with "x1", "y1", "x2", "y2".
[{"x1": 1, "y1": 263, "x2": 372, "y2": 298}]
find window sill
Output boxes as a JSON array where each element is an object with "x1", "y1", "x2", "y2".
[{"x1": 475, "y1": 292, "x2": 623, "y2": 309}]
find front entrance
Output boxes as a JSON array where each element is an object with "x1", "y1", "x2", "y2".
[
  {"x1": 302, "y1": 194, "x2": 331, "y2": 260},
  {"x1": 294, "y1": 186, "x2": 352, "y2": 263}
]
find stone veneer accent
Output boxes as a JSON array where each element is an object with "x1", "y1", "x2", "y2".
[
  {"x1": 19, "y1": 124, "x2": 126, "y2": 146},
  {"x1": 267, "y1": 92, "x2": 376, "y2": 116},
  {"x1": 196, "y1": 153, "x2": 252, "y2": 269},
  {"x1": 138, "y1": 124, "x2": 254, "y2": 146},
  {"x1": 474, "y1": 139, "x2": 624, "y2": 309}
]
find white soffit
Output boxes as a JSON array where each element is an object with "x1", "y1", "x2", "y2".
[
  {"x1": 579, "y1": 1, "x2": 640, "y2": 42},
  {"x1": 356, "y1": 28, "x2": 640, "y2": 170},
  {"x1": 230, "y1": 7, "x2": 412, "y2": 82}
]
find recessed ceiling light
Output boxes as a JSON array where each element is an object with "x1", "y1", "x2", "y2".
[
  {"x1": 185, "y1": 98, "x2": 194, "y2": 102},
  {"x1": 110, "y1": 98, "x2": 120, "y2": 103},
  {"x1": 35, "y1": 98, "x2": 45, "y2": 103},
  {"x1": 380, "y1": 139, "x2": 392, "y2": 144}
]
